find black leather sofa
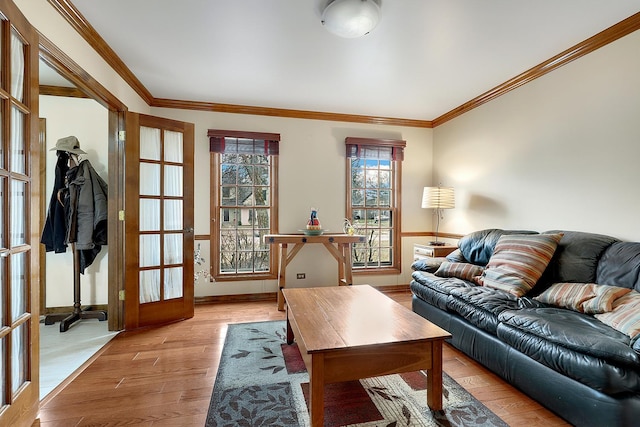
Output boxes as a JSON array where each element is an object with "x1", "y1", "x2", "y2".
[{"x1": 410, "y1": 229, "x2": 640, "y2": 427}]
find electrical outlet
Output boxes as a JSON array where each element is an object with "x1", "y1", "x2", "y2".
[{"x1": 296, "y1": 273, "x2": 305, "y2": 279}]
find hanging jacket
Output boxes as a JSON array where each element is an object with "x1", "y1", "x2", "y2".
[
  {"x1": 41, "y1": 151, "x2": 70, "y2": 253},
  {"x1": 64, "y1": 159, "x2": 108, "y2": 273}
]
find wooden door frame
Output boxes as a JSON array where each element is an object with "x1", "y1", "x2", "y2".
[{"x1": 38, "y1": 34, "x2": 128, "y2": 331}]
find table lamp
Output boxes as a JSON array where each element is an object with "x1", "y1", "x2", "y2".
[{"x1": 421, "y1": 186, "x2": 455, "y2": 246}]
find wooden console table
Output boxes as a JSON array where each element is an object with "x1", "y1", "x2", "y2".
[{"x1": 264, "y1": 233, "x2": 365, "y2": 310}]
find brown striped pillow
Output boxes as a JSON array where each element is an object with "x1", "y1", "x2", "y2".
[
  {"x1": 534, "y1": 282, "x2": 631, "y2": 314},
  {"x1": 595, "y1": 291, "x2": 640, "y2": 340},
  {"x1": 476, "y1": 233, "x2": 563, "y2": 297},
  {"x1": 434, "y1": 262, "x2": 485, "y2": 282}
]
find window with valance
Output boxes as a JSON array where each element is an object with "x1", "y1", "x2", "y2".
[
  {"x1": 345, "y1": 137, "x2": 405, "y2": 272},
  {"x1": 208, "y1": 129, "x2": 280, "y2": 280}
]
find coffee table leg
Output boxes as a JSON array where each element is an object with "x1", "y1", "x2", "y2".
[
  {"x1": 286, "y1": 313, "x2": 294, "y2": 345},
  {"x1": 427, "y1": 340, "x2": 444, "y2": 411},
  {"x1": 310, "y1": 354, "x2": 325, "y2": 427}
]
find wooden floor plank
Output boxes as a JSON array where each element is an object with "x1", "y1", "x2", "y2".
[{"x1": 37, "y1": 292, "x2": 569, "y2": 426}]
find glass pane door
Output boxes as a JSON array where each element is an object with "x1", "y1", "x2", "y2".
[
  {"x1": 0, "y1": 4, "x2": 40, "y2": 425},
  {"x1": 139, "y1": 127, "x2": 185, "y2": 304},
  {"x1": 124, "y1": 113, "x2": 194, "y2": 330}
]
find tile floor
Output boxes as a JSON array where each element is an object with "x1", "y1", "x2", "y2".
[{"x1": 39, "y1": 318, "x2": 118, "y2": 400}]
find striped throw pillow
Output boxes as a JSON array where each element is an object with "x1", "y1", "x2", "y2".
[
  {"x1": 476, "y1": 233, "x2": 563, "y2": 297},
  {"x1": 595, "y1": 291, "x2": 640, "y2": 340},
  {"x1": 535, "y1": 282, "x2": 631, "y2": 314},
  {"x1": 434, "y1": 262, "x2": 484, "y2": 282}
]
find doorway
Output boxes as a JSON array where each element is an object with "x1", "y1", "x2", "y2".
[{"x1": 37, "y1": 58, "x2": 119, "y2": 400}]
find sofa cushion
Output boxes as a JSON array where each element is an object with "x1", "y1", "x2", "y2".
[
  {"x1": 445, "y1": 248, "x2": 468, "y2": 263},
  {"x1": 497, "y1": 308, "x2": 640, "y2": 394},
  {"x1": 539, "y1": 230, "x2": 619, "y2": 291},
  {"x1": 596, "y1": 241, "x2": 640, "y2": 292},
  {"x1": 476, "y1": 233, "x2": 562, "y2": 297},
  {"x1": 434, "y1": 261, "x2": 484, "y2": 282},
  {"x1": 595, "y1": 291, "x2": 640, "y2": 341},
  {"x1": 411, "y1": 271, "x2": 474, "y2": 311},
  {"x1": 535, "y1": 282, "x2": 631, "y2": 314},
  {"x1": 457, "y1": 228, "x2": 538, "y2": 266},
  {"x1": 499, "y1": 307, "x2": 638, "y2": 368},
  {"x1": 447, "y1": 286, "x2": 520, "y2": 334}
]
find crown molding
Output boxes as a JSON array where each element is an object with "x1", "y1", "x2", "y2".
[
  {"x1": 151, "y1": 98, "x2": 433, "y2": 128},
  {"x1": 433, "y1": 11, "x2": 640, "y2": 127},
  {"x1": 49, "y1": 2, "x2": 640, "y2": 128}
]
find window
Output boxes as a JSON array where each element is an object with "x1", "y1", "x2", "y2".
[
  {"x1": 209, "y1": 130, "x2": 279, "y2": 280},
  {"x1": 346, "y1": 137, "x2": 405, "y2": 272}
]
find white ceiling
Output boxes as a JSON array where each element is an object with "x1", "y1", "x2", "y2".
[{"x1": 61, "y1": 0, "x2": 640, "y2": 121}]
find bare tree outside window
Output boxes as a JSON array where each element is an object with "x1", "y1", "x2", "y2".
[
  {"x1": 346, "y1": 137, "x2": 404, "y2": 272},
  {"x1": 219, "y1": 153, "x2": 271, "y2": 273},
  {"x1": 349, "y1": 157, "x2": 394, "y2": 268}
]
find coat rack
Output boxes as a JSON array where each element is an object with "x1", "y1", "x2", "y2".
[
  {"x1": 41, "y1": 136, "x2": 108, "y2": 332},
  {"x1": 44, "y1": 243, "x2": 107, "y2": 332}
]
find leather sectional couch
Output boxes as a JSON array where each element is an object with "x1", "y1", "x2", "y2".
[{"x1": 410, "y1": 229, "x2": 640, "y2": 427}]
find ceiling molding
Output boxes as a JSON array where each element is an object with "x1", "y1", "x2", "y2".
[
  {"x1": 151, "y1": 98, "x2": 433, "y2": 128},
  {"x1": 49, "y1": 1, "x2": 639, "y2": 128},
  {"x1": 47, "y1": 0, "x2": 153, "y2": 104},
  {"x1": 433, "y1": 11, "x2": 640, "y2": 127},
  {"x1": 48, "y1": 0, "x2": 432, "y2": 128}
]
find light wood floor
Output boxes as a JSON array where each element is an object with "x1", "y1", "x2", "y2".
[{"x1": 37, "y1": 290, "x2": 570, "y2": 426}]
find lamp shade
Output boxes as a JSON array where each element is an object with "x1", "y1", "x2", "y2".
[
  {"x1": 321, "y1": 0, "x2": 381, "y2": 38},
  {"x1": 421, "y1": 187, "x2": 455, "y2": 209}
]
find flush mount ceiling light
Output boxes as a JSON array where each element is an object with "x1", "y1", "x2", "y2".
[{"x1": 321, "y1": 0, "x2": 381, "y2": 38}]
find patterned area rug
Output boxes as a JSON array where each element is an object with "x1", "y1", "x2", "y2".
[{"x1": 206, "y1": 321, "x2": 508, "y2": 427}]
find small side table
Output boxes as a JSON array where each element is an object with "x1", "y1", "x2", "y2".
[
  {"x1": 414, "y1": 243, "x2": 458, "y2": 261},
  {"x1": 264, "y1": 233, "x2": 365, "y2": 311}
]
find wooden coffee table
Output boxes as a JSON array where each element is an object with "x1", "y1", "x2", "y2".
[{"x1": 282, "y1": 285, "x2": 452, "y2": 427}]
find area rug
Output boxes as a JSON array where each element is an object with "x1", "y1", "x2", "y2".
[{"x1": 206, "y1": 320, "x2": 507, "y2": 426}]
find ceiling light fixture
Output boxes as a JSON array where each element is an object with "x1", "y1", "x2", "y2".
[{"x1": 321, "y1": 0, "x2": 381, "y2": 38}]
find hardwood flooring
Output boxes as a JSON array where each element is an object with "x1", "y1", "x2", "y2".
[{"x1": 37, "y1": 290, "x2": 570, "y2": 426}]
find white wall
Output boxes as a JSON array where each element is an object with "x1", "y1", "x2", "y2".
[
  {"x1": 434, "y1": 30, "x2": 640, "y2": 241},
  {"x1": 150, "y1": 108, "x2": 434, "y2": 296},
  {"x1": 40, "y1": 95, "x2": 109, "y2": 307}
]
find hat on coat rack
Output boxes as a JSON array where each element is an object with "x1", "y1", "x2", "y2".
[{"x1": 50, "y1": 136, "x2": 86, "y2": 154}]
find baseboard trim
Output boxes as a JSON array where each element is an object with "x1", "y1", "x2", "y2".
[{"x1": 194, "y1": 284, "x2": 411, "y2": 305}]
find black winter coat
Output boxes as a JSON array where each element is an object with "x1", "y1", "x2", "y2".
[{"x1": 41, "y1": 151, "x2": 69, "y2": 253}]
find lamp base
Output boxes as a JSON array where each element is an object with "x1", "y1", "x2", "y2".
[{"x1": 429, "y1": 241, "x2": 446, "y2": 246}]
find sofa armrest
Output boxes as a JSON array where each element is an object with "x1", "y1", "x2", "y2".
[{"x1": 411, "y1": 257, "x2": 447, "y2": 273}]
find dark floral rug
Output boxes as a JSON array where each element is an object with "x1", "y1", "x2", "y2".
[{"x1": 206, "y1": 321, "x2": 508, "y2": 427}]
